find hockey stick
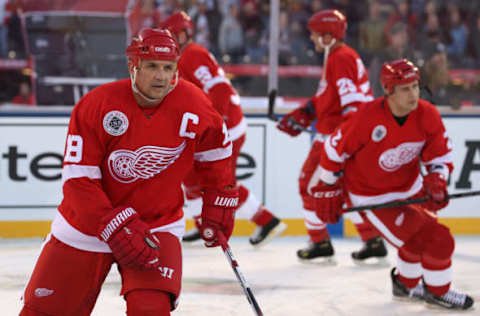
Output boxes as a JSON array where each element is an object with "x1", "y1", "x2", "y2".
[
  {"x1": 267, "y1": 89, "x2": 315, "y2": 135},
  {"x1": 267, "y1": 89, "x2": 278, "y2": 122},
  {"x1": 218, "y1": 232, "x2": 264, "y2": 316},
  {"x1": 344, "y1": 190, "x2": 480, "y2": 213}
]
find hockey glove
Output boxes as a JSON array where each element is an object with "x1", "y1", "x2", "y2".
[
  {"x1": 200, "y1": 187, "x2": 239, "y2": 247},
  {"x1": 98, "y1": 207, "x2": 161, "y2": 270},
  {"x1": 312, "y1": 182, "x2": 344, "y2": 224},
  {"x1": 422, "y1": 172, "x2": 449, "y2": 212},
  {"x1": 276, "y1": 101, "x2": 314, "y2": 136}
]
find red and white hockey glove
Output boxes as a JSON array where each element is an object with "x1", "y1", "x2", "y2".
[
  {"x1": 422, "y1": 172, "x2": 449, "y2": 212},
  {"x1": 276, "y1": 102, "x2": 314, "y2": 137},
  {"x1": 312, "y1": 182, "x2": 344, "y2": 224},
  {"x1": 98, "y1": 207, "x2": 161, "y2": 270},
  {"x1": 200, "y1": 187, "x2": 239, "y2": 247}
]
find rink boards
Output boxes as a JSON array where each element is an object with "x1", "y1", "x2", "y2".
[{"x1": 0, "y1": 111, "x2": 479, "y2": 238}]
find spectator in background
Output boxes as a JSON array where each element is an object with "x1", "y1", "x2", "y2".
[
  {"x1": 309, "y1": 0, "x2": 324, "y2": 14},
  {"x1": 290, "y1": 18, "x2": 313, "y2": 64},
  {"x1": 421, "y1": 41, "x2": 455, "y2": 107},
  {"x1": 358, "y1": 0, "x2": 387, "y2": 64},
  {"x1": 385, "y1": 0, "x2": 418, "y2": 45},
  {"x1": 467, "y1": 13, "x2": 480, "y2": 67},
  {"x1": 11, "y1": 81, "x2": 35, "y2": 105},
  {"x1": 128, "y1": 0, "x2": 162, "y2": 38},
  {"x1": 0, "y1": 0, "x2": 8, "y2": 57},
  {"x1": 416, "y1": 11, "x2": 447, "y2": 51},
  {"x1": 445, "y1": 4, "x2": 468, "y2": 65},
  {"x1": 218, "y1": 3, "x2": 244, "y2": 63},
  {"x1": 370, "y1": 22, "x2": 417, "y2": 96},
  {"x1": 191, "y1": 0, "x2": 211, "y2": 50},
  {"x1": 240, "y1": 1, "x2": 265, "y2": 63},
  {"x1": 205, "y1": 0, "x2": 223, "y2": 56},
  {"x1": 278, "y1": 10, "x2": 293, "y2": 65},
  {"x1": 6, "y1": 0, "x2": 25, "y2": 58}
]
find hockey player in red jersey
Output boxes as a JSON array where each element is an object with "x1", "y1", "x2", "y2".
[
  {"x1": 161, "y1": 11, "x2": 287, "y2": 248},
  {"x1": 315, "y1": 59, "x2": 473, "y2": 310},
  {"x1": 20, "y1": 29, "x2": 239, "y2": 316},
  {"x1": 276, "y1": 9, "x2": 387, "y2": 263}
]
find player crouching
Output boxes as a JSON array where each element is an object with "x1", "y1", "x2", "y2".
[{"x1": 314, "y1": 59, "x2": 473, "y2": 310}]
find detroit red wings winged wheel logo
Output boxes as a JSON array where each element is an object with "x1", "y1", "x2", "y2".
[
  {"x1": 378, "y1": 141, "x2": 425, "y2": 172},
  {"x1": 108, "y1": 142, "x2": 186, "y2": 183}
]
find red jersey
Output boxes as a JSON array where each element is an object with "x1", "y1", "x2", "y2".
[
  {"x1": 178, "y1": 42, "x2": 246, "y2": 141},
  {"x1": 320, "y1": 97, "x2": 453, "y2": 206},
  {"x1": 312, "y1": 44, "x2": 373, "y2": 135},
  {"x1": 52, "y1": 79, "x2": 233, "y2": 252}
]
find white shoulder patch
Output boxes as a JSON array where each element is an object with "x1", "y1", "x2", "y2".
[
  {"x1": 371, "y1": 125, "x2": 387, "y2": 142},
  {"x1": 103, "y1": 110, "x2": 129, "y2": 136}
]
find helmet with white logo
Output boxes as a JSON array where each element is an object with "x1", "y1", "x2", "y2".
[
  {"x1": 380, "y1": 59, "x2": 420, "y2": 94},
  {"x1": 308, "y1": 9, "x2": 347, "y2": 40},
  {"x1": 160, "y1": 11, "x2": 194, "y2": 38},
  {"x1": 126, "y1": 28, "x2": 180, "y2": 66}
]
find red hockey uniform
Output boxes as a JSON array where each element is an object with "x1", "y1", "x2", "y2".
[
  {"x1": 312, "y1": 44, "x2": 373, "y2": 136},
  {"x1": 177, "y1": 42, "x2": 246, "y2": 142},
  {"x1": 52, "y1": 78, "x2": 233, "y2": 252},
  {"x1": 320, "y1": 97, "x2": 453, "y2": 208}
]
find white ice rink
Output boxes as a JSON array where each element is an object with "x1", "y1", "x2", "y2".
[{"x1": 1, "y1": 236, "x2": 479, "y2": 316}]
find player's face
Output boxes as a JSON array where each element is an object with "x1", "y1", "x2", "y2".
[
  {"x1": 132, "y1": 59, "x2": 177, "y2": 101},
  {"x1": 388, "y1": 81, "x2": 420, "y2": 116},
  {"x1": 309, "y1": 31, "x2": 333, "y2": 52}
]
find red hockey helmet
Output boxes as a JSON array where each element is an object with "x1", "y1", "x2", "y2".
[
  {"x1": 126, "y1": 28, "x2": 180, "y2": 66},
  {"x1": 160, "y1": 11, "x2": 194, "y2": 38},
  {"x1": 308, "y1": 9, "x2": 347, "y2": 40},
  {"x1": 380, "y1": 59, "x2": 420, "y2": 94}
]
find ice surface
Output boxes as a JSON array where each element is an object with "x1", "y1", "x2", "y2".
[{"x1": 1, "y1": 236, "x2": 479, "y2": 315}]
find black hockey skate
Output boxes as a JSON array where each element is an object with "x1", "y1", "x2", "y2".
[
  {"x1": 297, "y1": 239, "x2": 336, "y2": 264},
  {"x1": 390, "y1": 268, "x2": 424, "y2": 302},
  {"x1": 182, "y1": 227, "x2": 201, "y2": 242},
  {"x1": 351, "y1": 236, "x2": 389, "y2": 266},
  {"x1": 249, "y1": 217, "x2": 287, "y2": 248},
  {"x1": 423, "y1": 283, "x2": 474, "y2": 310}
]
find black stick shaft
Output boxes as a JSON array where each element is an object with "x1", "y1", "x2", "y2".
[
  {"x1": 218, "y1": 233, "x2": 264, "y2": 316},
  {"x1": 345, "y1": 190, "x2": 480, "y2": 212},
  {"x1": 267, "y1": 89, "x2": 315, "y2": 135}
]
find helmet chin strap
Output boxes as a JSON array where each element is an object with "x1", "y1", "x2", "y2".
[
  {"x1": 130, "y1": 67, "x2": 179, "y2": 104},
  {"x1": 318, "y1": 37, "x2": 336, "y2": 82}
]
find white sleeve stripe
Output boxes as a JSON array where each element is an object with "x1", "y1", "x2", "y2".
[
  {"x1": 340, "y1": 92, "x2": 373, "y2": 106},
  {"x1": 61, "y1": 164, "x2": 102, "y2": 185},
  {"x1": 203, "y1": 76, "x2": 229, "y2": 94},
  {"x1": 227, "y1": 117, "x2": 247, "y2": 142},
  {"x1": 324, "y1": 135, "x2": 350, "y2": 163},
  {"x1": 194, "y1": 143, "x2": 232, "y2": 162},
  {"x1": 342, "y1": 106, "x2": 358, "y2": 116},
  {"x1": 422, "y1": 151, "x2": 453, "y2": 165},
  {"x1": 319, "y1": 166, "x2": 339, "y2": 185}
]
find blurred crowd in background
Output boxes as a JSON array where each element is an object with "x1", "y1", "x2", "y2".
[{"x1": 1, "y1": 0, "x2": 480, "y2": 107}]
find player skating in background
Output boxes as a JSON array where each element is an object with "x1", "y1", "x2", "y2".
[
  {"x1": 277, "y1": 9, "x2": 387, "y2": 263},
  {"x1": 161, "y1": 11, "x2": 287, "y2": 248},
  {"x1": 315, "y1": 59, "x2": 473, "y2": 310},
  {"x1": 20, "y1": 29, "x2": 238, "y2": 315}
]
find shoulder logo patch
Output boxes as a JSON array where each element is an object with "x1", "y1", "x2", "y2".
[
  {"x1": 103, "y1": 110, "x2": 129, "y2": 136},
  {"x1": 372, "y1": 125, "x2": 387, "y2": 142}
]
